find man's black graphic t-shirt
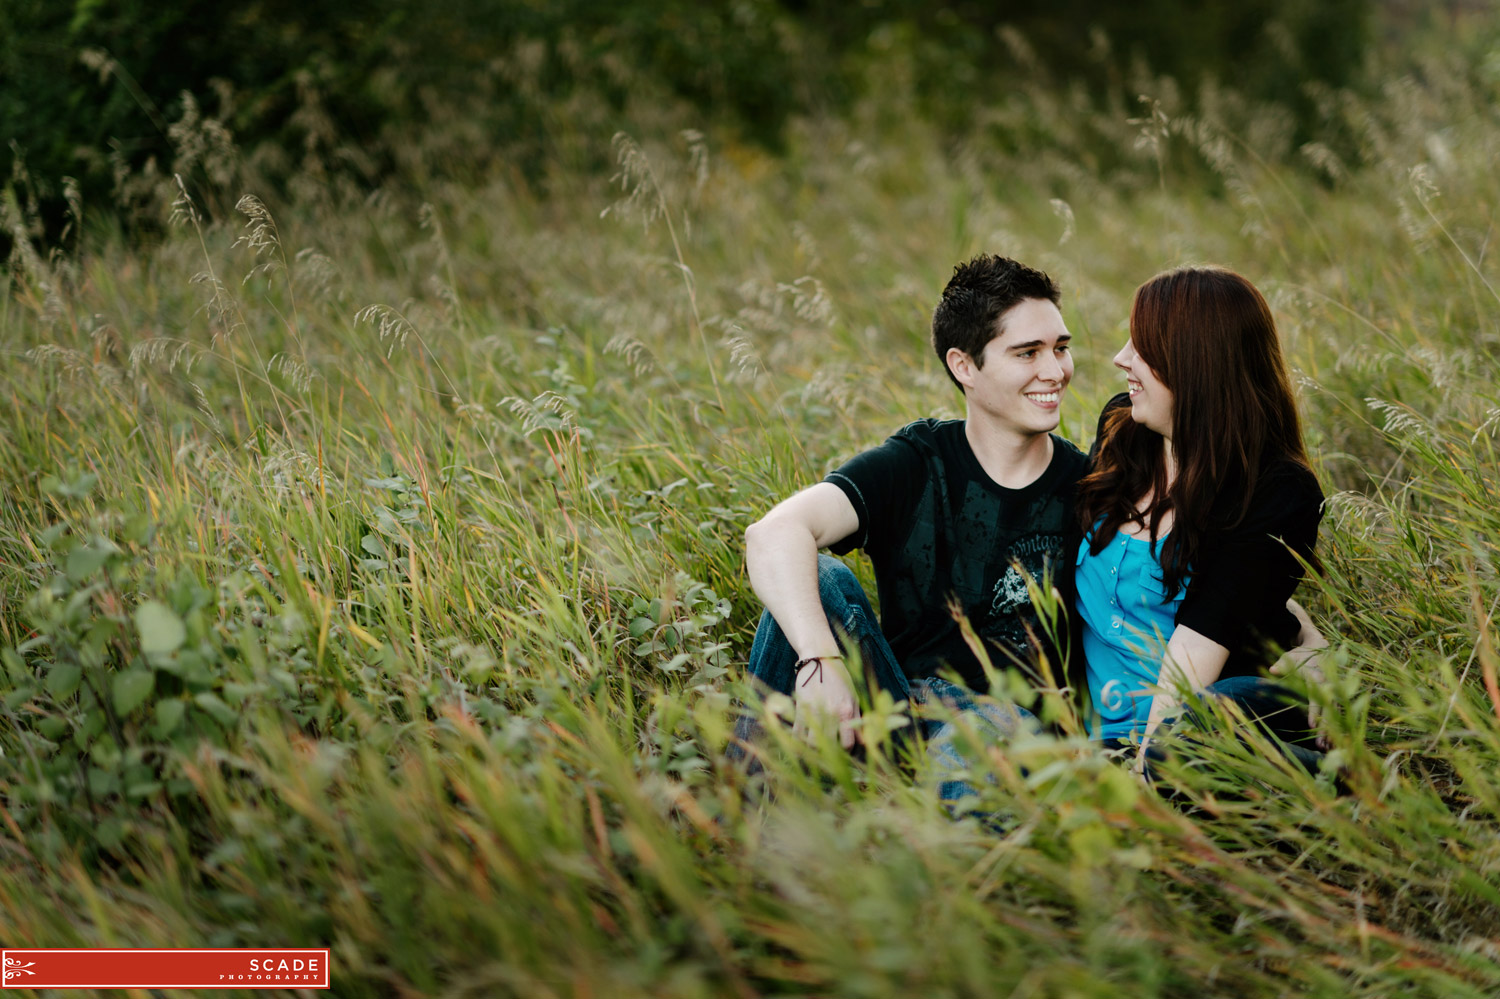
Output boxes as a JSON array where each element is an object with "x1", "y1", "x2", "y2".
[{"x1": 824, "y1": 420, "x2": 1088, "y2": 691}]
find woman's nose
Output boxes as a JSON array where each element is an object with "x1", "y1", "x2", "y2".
[{"x1": 1113, "y1": 341, "x2": 1134, "y2": 370}]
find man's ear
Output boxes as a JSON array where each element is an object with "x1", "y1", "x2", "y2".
[{"x1": 945, "y1": 347, "x2": 976, "y2": 390}]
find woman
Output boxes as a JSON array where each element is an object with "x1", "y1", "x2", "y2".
[{"x1": 1070, "y1": 266, "x2": 1325, "y2": 769}]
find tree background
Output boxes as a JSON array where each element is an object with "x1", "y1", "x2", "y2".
[{"x1": 3, "y1": 0, "x2": 1387, "y2": 244}]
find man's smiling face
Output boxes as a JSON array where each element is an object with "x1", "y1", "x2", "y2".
[{"x1": 951, "y1": 297, "x2": 1073, "y2": 436}]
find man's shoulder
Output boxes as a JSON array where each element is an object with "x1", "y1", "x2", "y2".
[
  {"x1": 888, "y1": 417, "x2": 964, "y2": 451},
  {"x1": 1052, "y1": 433, "x2": 1088, "y2": 465},
  {"x1": 832, "y1": 419, "x2": 950, "y2": 476}
]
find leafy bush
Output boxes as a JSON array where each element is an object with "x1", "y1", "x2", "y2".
[{"x1": 0, "y1": 469, "x2": 346, "y2": 860}]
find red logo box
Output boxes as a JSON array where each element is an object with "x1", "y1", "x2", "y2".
[{"x1": 2, "y1": 949, "x2": 330, "y2": 989}]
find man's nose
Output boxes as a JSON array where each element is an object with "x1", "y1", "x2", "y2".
[{"x1": 1039, "y1": 350, "x2": 1064, "y2": 382}]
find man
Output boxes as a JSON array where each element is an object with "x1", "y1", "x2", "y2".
[{"x1": 738, "y1": 254, "x2": 1087, "y2": 752}]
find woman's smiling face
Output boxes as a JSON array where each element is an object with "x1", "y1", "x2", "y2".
[{"x1": 1113, "y1": 338, "x2": 1173, "y2": 438}]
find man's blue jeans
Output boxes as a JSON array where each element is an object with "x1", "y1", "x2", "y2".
[{"x1": 732, "y1": 555, "x2": 1030, "y2": 800}]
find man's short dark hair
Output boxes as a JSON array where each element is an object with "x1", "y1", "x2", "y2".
[{"x1": 932, "y1": 254, "x2": 1061, "y2": 390}]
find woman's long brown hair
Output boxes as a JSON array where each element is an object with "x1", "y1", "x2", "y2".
[{"x1": 1074, "y1": 266, "x2": 1313, "y2": 596}]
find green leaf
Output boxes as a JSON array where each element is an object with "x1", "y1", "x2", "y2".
[
  {"x1": 126, "y1": 780, "x2": 163, "y2": 801},
  {"x1": 38, "y1": 523, "x2": 70, "y2": 549},
  {"x1": 155, "y1": 698, "x2": 186, "y2": 735},
  {"x1": 194, "y1": 692, "x2": 237, "y2": 727},
  {"x1": 91, "y1": 732, "x2": 121, "y2": 769},
  {"x1": 1096, "y1": 765, "x2": 1139, "y2": 812},
  {"x1": 83, "y1": 617, "x2": 120, "y2": 662},
  {"x1": 123, "y1": 513, "x2": 154, "y2": 545},
  {"x1": 135, "y1": 601, "x2": 186, "y2": 655},
  {"x1": 66, "y1": 543, "x2": 114, "y2": 581},
  {"x1": 360, "y1": 533, "x2": 388, "y2": 558},
  {"x1": 112, "y1": 669, "x2": 154, "y2": 715},
  {"x1": 41, "y1": 472, "x2": 97, "y2": 498},
  {"x1": 3, "y1": 684, "x2": 35, "y2": 708},
  {"x1": 46, "y1": 662, "x2": 82, "y2": 699},
  {"x1": 88, "y1": 767, "x2": 121, "y2": 797},
  {"x1": 76, "y1": 708, "x2": 106, "y2": 742},
  {"x1": 96, "y1": 818, "x2": 127, "y2": 848},
  {"x1": 1067, "y1": 823, "x2": 1116, "y2": 866},
  {"x1": 223, "y1": 681, "x2": 263, "y2": 705},
  {"x1": 1, "y1": 648, "x2": 24, "y2": 682}
]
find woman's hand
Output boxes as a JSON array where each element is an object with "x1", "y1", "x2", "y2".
[
  {"x1": 1270, "y1": 598, "x2": 1331, "y2": 749},
  {"x1": 792, "y1": 656, "x2": 861, "y2": 749},
  {"x1": 1134, "y1": 691, "x2": 1181, "y2": 779}
]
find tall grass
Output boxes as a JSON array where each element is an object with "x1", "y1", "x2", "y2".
[{"x1": 2, "y1": 32, "x2": 1500, "y2": 998}]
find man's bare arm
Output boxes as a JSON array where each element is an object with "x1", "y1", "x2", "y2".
[
  {"x1": 745, "y1": 483, "x2": 859, "y2": 658},
  {"x1": 744, "y1": 482, "x2": 863, "y2": 747}
]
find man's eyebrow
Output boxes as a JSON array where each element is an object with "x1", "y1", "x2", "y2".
[{"x1": 1008, "y1": 335, "x2": 1071, "y2": 351}]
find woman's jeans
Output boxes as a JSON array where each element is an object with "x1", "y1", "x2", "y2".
[
  {"x1": 732, "y1": 555, "x2": 1031, "y2": 801},
  {"x1": 1125, "y1": 672, "x2": 1328, "y2": 778}
]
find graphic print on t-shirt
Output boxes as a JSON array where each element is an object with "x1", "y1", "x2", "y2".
[
  {"x1": 986, "y1": 533, "x2": 1060, "y2": 653},
  {"x1": 990, "y1": 564, "x2": 1030, "y2": 618}
]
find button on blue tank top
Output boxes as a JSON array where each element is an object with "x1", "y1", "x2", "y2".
[{"x1": 1075, "y1": 529, "x2": 1184, "y2": 741}]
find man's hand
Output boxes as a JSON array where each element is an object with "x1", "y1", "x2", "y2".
[{"x1": 792, "y1": 656, "x2": 861, "y2": 749}]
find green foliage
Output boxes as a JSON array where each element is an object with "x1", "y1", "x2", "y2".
[
  {"x1": 3, "y1": 16, "x2": 1500, "y2": 995},
  {"x1": 800, "y1": 0, "x2": 1375, "y2": 136},
  {"x1": 2, "y1": 0, "x2": 817, "y2": 245},
  {"x1": 0, "y1": 472, "x2": 350, "y2": 859},
  {"x1": 1, "y1": 0, "x2": 1396, "y2": 251}
]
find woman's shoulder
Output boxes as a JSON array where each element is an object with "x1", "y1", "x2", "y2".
[
  {"x1": 1222, "y1": 455, "x2": 1323, "y2": 534},
  {"x1": 1255, "y1": 456, "x2": 1323, "y2": 503}
]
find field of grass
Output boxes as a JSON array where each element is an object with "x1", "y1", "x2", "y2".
[{"x1": 3, "y1": 38, "x2": 1500, "y2": 998}]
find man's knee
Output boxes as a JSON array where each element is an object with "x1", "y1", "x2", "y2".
[{"x1": 815, "y1": 553, "x2": 867, "y2": 607}]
